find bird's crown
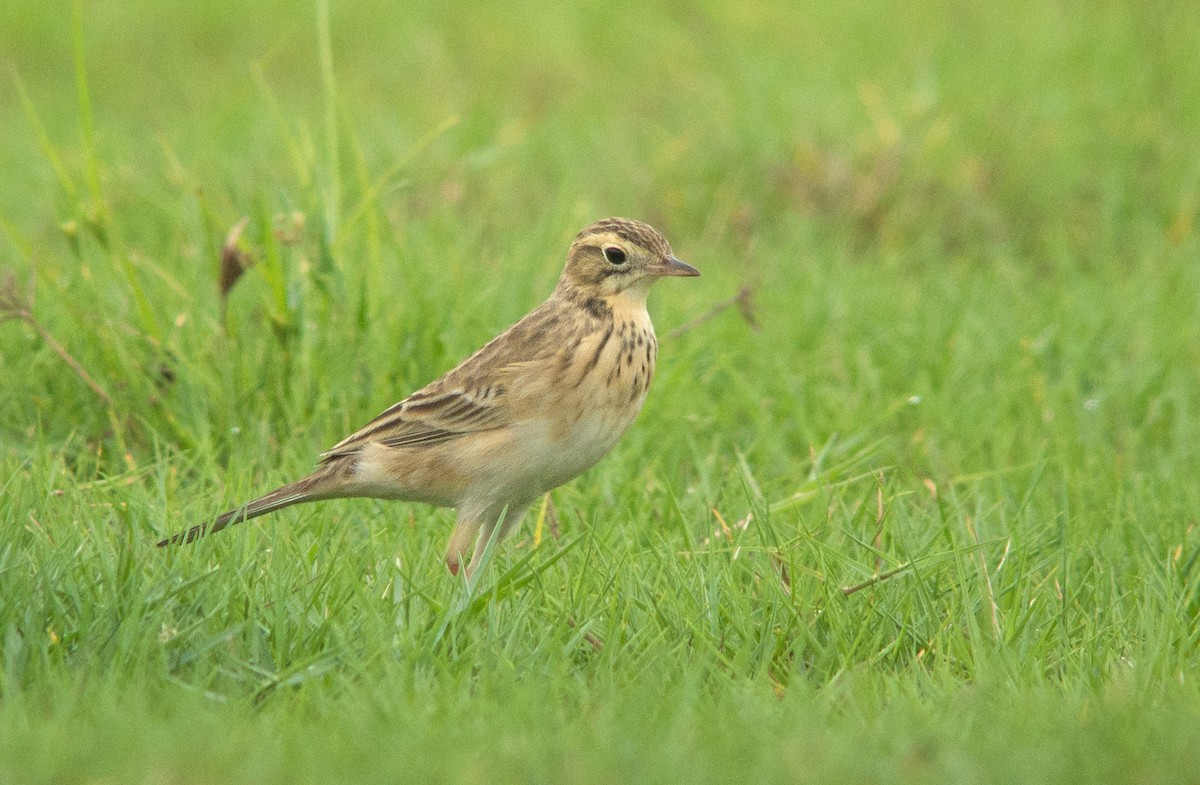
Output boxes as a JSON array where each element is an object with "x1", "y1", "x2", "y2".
[{"x1": 574, "y1": 217, "x2": 673, "y2": 259}]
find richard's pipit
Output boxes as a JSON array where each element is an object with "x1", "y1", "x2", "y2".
[{"x1": 159, "y1": 218, "x2": 698, "y2": 575}]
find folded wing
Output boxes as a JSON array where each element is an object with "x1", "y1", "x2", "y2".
[{"x1": 319, "y1": 384, "x2": 511, "y2": 462}]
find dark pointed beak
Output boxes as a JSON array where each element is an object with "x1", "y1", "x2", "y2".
[{"x1": 658, "y1": 255, "x2": 700, "y2": 277}]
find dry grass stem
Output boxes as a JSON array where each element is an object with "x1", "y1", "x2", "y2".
[
  {"x1": 841, "y1": 561, "x2": 913, "y2": 597},
  {"x1": 1, "y1": 270, "x2": 113, "y2": 406},
  {"x1": 666, "y1": 284, "x2": 758, "y2": 339}
]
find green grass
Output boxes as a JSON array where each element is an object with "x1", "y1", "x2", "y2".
[{"x1": 3, "y1": 0, "x2": 1200, "y2": 782}]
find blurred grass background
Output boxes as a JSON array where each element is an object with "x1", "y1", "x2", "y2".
[{"x1": 2, "y1": 1, "x2": 1200, "y2": 783}]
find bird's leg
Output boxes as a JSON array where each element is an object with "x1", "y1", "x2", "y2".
[
  {"x1": 464, "y1": 504, "x2": 530, "y2": 576},
  {"x1": 496, "y1": 503, "x2": 531, "y2": 542},
  {"x1": 445, "y1": 511, "x2": 483, "y2": 576}
]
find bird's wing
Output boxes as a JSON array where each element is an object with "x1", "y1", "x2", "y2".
[
  {"x1": 318, "y1": 295, "x2": 589, "y2": 464},
  {"x1": 318, "y1": 382, "x2": 513, "y2": 462}
]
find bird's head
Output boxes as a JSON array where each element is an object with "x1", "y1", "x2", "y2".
[{"x1": 558, "y1": 218, "x2": 699, "y2": 298}]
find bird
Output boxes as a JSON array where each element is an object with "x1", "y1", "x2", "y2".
[{"x1": 158, "y1": 218, "x2": 699, "y2": 576}]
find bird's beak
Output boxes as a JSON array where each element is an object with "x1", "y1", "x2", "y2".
[{"x1": 658, "y1": 255, "x2": 700, "y2": 277}]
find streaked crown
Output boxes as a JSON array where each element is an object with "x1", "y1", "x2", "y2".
[{"x1": 574, "y1": 218, "x2": 674, "y2": 259}]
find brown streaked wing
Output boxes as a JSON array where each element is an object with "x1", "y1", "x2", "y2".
[{"x1": 318, "y1": 386, "x2": 510, "y2": 462}]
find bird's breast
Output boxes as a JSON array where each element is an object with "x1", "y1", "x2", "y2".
[{"x1": 533, "y1": 314, "x2": 658, "y2": 480}]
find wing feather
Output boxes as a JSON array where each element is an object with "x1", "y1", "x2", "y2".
[{"x1": 319, "y1": 386, "x2": 509, "y2": 462}]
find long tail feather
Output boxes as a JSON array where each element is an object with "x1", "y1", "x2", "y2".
[{"x1": 157, "y1": 477, "x2": 320, "y2": 547}]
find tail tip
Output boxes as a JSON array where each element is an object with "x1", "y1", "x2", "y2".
[{"x1": 156, "y1": 523, "x2": 208, "y2": 548}]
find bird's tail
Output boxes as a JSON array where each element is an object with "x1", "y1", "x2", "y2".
[{"x1": 156, "y1": 475, "x2": 324, "y2": 547}]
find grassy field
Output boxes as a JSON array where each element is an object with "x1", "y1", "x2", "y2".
[{"x1": 3, "y1": 0, "x2": 1200, "y2": 782}]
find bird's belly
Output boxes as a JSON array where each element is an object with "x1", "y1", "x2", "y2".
[
  {"x1": 537, "y1": 376, "x2": 650, "y2": 489},
  {"x1": 549, "y1": 403, "x2": 642, "y2": 484}
]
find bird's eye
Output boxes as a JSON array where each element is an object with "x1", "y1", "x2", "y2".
[{"x1": 603, "y1": 246, "x2": 627, "y2": 265}]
